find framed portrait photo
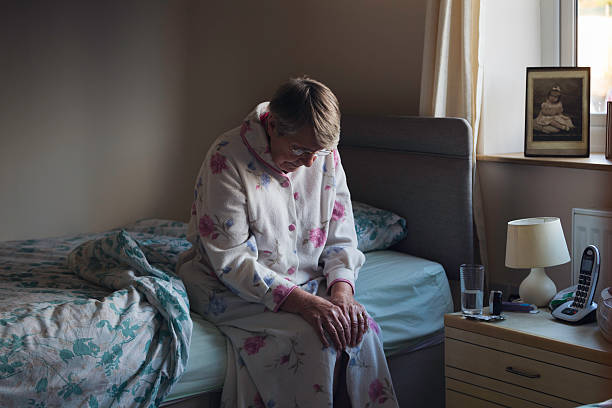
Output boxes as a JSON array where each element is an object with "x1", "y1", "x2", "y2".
[{"x1": 525, "y1": 67, "x2": 590, "y2": 157}]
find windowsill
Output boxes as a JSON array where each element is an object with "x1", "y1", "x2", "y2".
[{"x1": 477, "y1": 152, "x2": 612, "y2": 171}]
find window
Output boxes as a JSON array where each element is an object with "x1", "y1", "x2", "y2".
[
  {"x1": 577, "y1": 0, "x2": 612, "y2": 114},
  {"x1": 479, "y1": 2, "x2": 609, "y2": 154}
]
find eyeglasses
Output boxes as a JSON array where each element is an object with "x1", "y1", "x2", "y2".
[{"x1": 290, "y1": 145, "x2": 333, "y2": 157}]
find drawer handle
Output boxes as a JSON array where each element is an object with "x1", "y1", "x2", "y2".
[{"x1": 505, "y1": 366, "x2": 541, "y2": 379}]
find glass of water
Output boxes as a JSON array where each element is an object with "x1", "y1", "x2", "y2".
[{"x1": 460, "y1": 264, "x2": 485, "y2": 315}]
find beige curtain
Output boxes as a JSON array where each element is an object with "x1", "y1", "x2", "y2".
[{"x1": 419, "y1": 0, "x2": 489, "y2": 289}]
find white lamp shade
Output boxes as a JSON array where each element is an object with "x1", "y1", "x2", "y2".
[{"x1": 505, "y1": 217, "x2": 570, "y2": 268}]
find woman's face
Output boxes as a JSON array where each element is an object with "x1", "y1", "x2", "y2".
[{"x1": 267, "y1": 116, "x2": 323, "y2": 173}]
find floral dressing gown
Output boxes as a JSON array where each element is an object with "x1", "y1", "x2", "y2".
[{"x1": 177, "y1": 102, "x2": 398, "y2": 407}]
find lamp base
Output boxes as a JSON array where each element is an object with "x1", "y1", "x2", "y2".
[{"x1": 519, "y1": 267, "x2": 557, "y2": 307}]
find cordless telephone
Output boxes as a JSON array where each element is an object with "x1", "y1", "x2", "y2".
[{"x1": 552, "y1": 245, "x2": 600, "y2": 324}]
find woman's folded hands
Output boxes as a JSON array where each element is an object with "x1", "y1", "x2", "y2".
[
  {"x1": 329, "y1": 281, "x2": 369, "y2": 348},
  {"x1": 280, "y1": 282, "x2": 368, "y2": 350}
]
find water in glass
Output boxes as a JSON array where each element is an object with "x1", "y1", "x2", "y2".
[
  {"x1": 461, "y1": 289, "x2": 483, "y2": 315},
  {"x1": 460, "y1": 264, "x2": 485, "y2": 315}
]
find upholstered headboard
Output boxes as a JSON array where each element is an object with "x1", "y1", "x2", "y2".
[{"x1": 339, "y1": 115, "x2": 475, "y2": 283}]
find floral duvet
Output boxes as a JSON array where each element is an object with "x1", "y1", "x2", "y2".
[{"x1": 0, "y1": 220, "x2": 192, "y2": 408}]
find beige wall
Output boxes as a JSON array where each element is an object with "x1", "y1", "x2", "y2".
[
  {"x1": 1, "y1": 1, "x2": 190, "y2": 241},
  {"x1": 0, "y1": 0, "x2": 426, "y2": 241},
  {"x1": 479, "y1": 162, "x2": 612, "y2": 295}
]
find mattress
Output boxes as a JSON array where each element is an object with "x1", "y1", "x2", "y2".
[
  {"x1": 165, "y1": 313, "x2": 226, "y2": 401},
  {"x1": 355, "y1": 250, "x2": 453, "y2": 356},
  {"x1": 163, "y1": 249, "x2": 453, "y2": 402},
  {"x1": 0, "y1": 220, "x2": 452, "y2": 403}
]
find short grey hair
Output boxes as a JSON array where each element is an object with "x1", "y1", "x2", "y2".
[{"x1": 269, "y1": 77, "x2": 341, "y2": 149}]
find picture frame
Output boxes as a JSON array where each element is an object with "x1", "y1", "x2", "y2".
[{"x1": 525, "y1": 67, "x2": 590, "y2": 157}]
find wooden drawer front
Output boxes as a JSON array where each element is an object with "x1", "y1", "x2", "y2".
[
  {"x1": 446, "y1": 338, "x2": 612, "y2": 404},
  {"x1": 446, "y1": 367, "x2": 577, "y2": 407},
  {"x1": 446, "y1": 378, "x2": 556, "y2": 408},
  {"x1": 446, "y1": 389, "x2": 506, "y2": 408}
]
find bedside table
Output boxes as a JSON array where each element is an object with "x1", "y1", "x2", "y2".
[{"x1": 444, "y1": 311, "x2": 612, "y2": 407}]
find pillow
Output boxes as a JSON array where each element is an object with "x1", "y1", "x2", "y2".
[{"x1": 352, "y1": 201, "x2": 408, "y2": 252}]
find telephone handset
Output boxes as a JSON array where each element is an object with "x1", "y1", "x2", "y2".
[{"x1": 552, "y1": 245, "x2": 600, "y2": 324}]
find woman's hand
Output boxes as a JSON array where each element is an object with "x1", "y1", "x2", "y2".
[
  {"x1": 280, "y1": 288, "x2": 350, "y2": 350},
  {"x1": 329, "y1": 281, "x2": 368, "y2": 347}
]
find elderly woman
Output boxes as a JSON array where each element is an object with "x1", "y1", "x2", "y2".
[{"x1": 177, "y1": 77, "x2": 397, "y2": 407}]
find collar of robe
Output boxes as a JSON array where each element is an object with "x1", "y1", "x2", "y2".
[{"x1": 240, "y1": 102, "x2": 291, "y2": 180}]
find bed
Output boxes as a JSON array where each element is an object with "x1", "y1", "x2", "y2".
[{"x1": 0, "y1": 115, "x2": 474, "y2": 407}]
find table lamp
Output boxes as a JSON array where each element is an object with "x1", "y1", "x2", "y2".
[{"x1": 505, "y1": 217, "x2": 571, "y2": 307}]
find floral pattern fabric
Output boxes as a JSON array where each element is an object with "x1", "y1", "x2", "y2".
[
  {"x1": 352, "y1": 201, "x2": 409, "y2": 253},
  {"x1": 0, "y1": 223, "x2": 193, "y2": 407},
  {"x1": 182, "y1": 271, "x2": 397, "y2": 408},
  {"x1": 178, "y1": 102, "x2": 398, "y2": 407}
]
